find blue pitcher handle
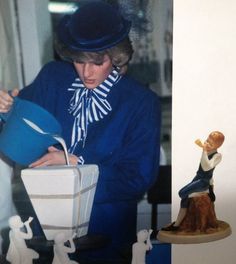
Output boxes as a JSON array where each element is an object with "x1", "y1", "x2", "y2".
[
  {"x1": 0, "y1": 92, "x2": 18, "y2": 122},
  {"x1": 0, "y1": 111, "x2": 12, "y2": 122}
]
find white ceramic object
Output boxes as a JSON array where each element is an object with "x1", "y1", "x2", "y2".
[
  {"x1": 21, "y1": 165, "x2": 98, "y2": 240},
  {"x1": 6, "y1": 215, "x2": 39, "y2": 264},
  {"x1": 131, "y1": 229, "x2": 153, "y2": 264},
  {"x1": 52, "y1": 232, "x2": 78, "y2": 264}
]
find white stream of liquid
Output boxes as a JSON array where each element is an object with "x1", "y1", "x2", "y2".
[{"x1": 23, "y1": 118, "x2": 70, "y2": 165}]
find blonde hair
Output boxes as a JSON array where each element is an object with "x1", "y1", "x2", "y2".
[{"x1": 54, "y1": 37, "x2": 133, "y2": 74}]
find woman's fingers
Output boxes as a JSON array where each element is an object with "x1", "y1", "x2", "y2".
[
  {"x1": 11, "y1": 88, "x2": 19, "y2": 97},
  {"x1": 29, "y1": 146, "x2": 79, "y2": 167},
  {"x1": 0, "y1": 89, "x2": 19, "y2": 112},
  {"x1": 29, "y1": 149, "x2": 66, "y2": 168}
]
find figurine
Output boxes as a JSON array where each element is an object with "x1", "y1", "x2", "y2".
[
  {"x1": 6, "y1": 215, "x2": 39, "y2": 264},
  {"x1": 158, "y1": 131, "x2": 231, "y2": 244},
  {"x1": 131, "y1": 229, "x2": 153, "y2": 264},
  {"x1": 52, "y1": 232, "x2": 78, "y2": 264},
  {"x1": 162, "y1": 131, "x2": 225, "y2": 231}
]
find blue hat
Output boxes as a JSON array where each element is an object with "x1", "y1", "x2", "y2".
[{"x1": 57, "y1": 1, "x2": 131, "y2": 52}]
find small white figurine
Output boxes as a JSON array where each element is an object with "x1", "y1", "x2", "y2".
[
  {"x1": 52, "y1": 232, "x2": 78, "y2": 264},
  {"x1": 6, "y1": 215, "x2": 39, "y2": 264},
  {"x1": 131, "y1": 229, "x2": 153, "y2": 264}
]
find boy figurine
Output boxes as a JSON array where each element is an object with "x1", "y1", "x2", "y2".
[
  {"x1": 52, "y1": 232, "x2": 78, "y2": 264},
  {"x1": 6, "y1": 215, "x2": 39, "y2": 264},
  {"x1": 162, "y1": 131, "x2": 225, "y2": 231},
  {"x1": 131, "y1": 229, "x2": 153, "y2": 264}
]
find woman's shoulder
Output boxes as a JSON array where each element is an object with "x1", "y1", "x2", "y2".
[
  {"x1": 34, "y1": 60, "x2": 77, "y2": 90},
  {"x1": 118, "y1": 74, "x2": 160, "y2": 103},
  {"x1": 41, "y1": 60, "x2": 76, "y2": 76}
]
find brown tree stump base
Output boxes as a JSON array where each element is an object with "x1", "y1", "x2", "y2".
[
  {"x1": 157, "y1": 220, "x2": 231, "y2": 244},
  {"x1": 157, "y1": 194, "x2": 232, "y2": 244},
  {"x1": 179, "y1": 194, "x2": 218, "y2": 232}
]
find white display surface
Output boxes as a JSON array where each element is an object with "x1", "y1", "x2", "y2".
[{"x1": 172, "y1": 0, "x2": 236, "y2": 263}]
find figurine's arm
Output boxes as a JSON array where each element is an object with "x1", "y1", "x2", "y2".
[
  {"x1": 146, "y1": 230, "x2": 153, "y2": 250},
  {"x1": 200, "y1": 151, "x2": 222, "y2": 171},
  {"x1": 19, "y1": 217, "x2": 33, "y2": 239},
  {"x1": 63, "y1": 237, "x2": 76, "y2": 253}
]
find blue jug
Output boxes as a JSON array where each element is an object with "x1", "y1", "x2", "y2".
[{"x1": 0, "y1": 97, "x2": 62, "y2": 166}]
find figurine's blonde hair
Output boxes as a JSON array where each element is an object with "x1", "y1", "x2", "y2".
[{"x1": 209, "y1": 131, "x2": 225, "y2": 148}]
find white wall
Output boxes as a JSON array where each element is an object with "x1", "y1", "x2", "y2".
[
  {"x1": 151, "y1": 0, "x2": 173, "y2": 97},
  {"x1": 16, "y1": 0, "x2": 53, "y2": 86},
  {"x1": 172, "y1": 0, "x2": 236, "y2": 263},
  {"x1": 0, "y1": 0, "x2": 23, "y2": 89},
  {"x1": 0, "y1": 0, "x2": 53, "y2": 88}
]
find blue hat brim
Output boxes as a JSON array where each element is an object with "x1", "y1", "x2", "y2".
[
  {"x1": 56, "y1": 4, "x2": 132, "y2": 52},
  {"x1": 57, "y1": 16, "x2": 131, "y2": 52}
]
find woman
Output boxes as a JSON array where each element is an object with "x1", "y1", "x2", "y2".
[{"x1": 0, "y1": 2, "x2": 161, "y2": 263}]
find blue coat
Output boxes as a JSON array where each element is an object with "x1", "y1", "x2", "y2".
[{"x1": 19, "y1": 61, "x2": 161, "y2": 260}]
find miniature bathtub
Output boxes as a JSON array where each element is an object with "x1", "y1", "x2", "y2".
[{"x1": 21, "y1": 165, "x2": 98, "y2": 240}]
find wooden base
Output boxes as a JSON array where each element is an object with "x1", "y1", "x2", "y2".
[{"x1": 157, "y1": 220, "x2": 231, "y2": 244}]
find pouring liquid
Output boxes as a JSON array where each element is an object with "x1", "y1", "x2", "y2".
[
  {"x1": 52, "y1": 135, "x2": 70, "y2": 166},
  {"x1": 23, "y1": 118, "x2": 70, "y2": 165}
]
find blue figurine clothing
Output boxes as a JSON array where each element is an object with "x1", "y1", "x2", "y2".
[
  {"x1": 179, "y1": 151, "x2": 222, "y2": 208},
  {"x1": 19, "y1": 61, "x2": 161, "y2": 260}
]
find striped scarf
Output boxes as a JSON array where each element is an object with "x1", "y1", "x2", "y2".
[{"x1": 68, "y1": 68, "x2": 121, "y2": 153}]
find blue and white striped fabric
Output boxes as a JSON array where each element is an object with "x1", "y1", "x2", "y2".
[{"x1": 68, "y1": 68, "x2": 121, "y2": 153}]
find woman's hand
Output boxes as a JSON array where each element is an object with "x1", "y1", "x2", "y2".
[
  {"x1": 0, "y1": 89, "x2": 19, "y2": 113},
  {"x1": 29, "y1": 146, "x2": 78, "y2": 168}
]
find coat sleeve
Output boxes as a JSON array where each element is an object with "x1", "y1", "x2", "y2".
[
  {"x1": 18, "y1": 61, "x2": 74, "y2": 113},
  {"x1": 93, "y1": 94, "x2": 161, "y2": 203},
  {"x1": 19, "y1": 64, "x2": 47, "y2": 101}
]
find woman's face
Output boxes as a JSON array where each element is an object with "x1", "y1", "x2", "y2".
[{"x1": 73, "y1": 54, "x2": 113, "y2": 89}]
